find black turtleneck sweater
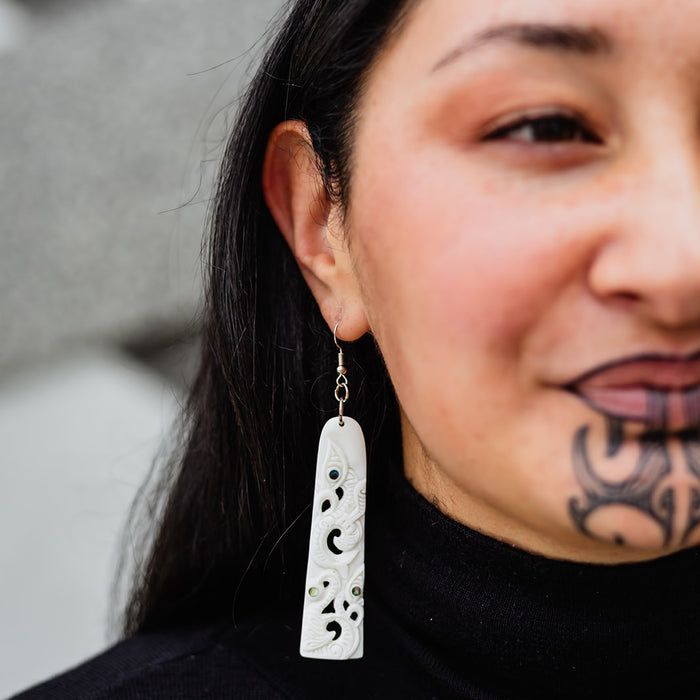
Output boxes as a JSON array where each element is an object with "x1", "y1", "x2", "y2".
[{"x1": 14, "y1": 462, "x2": 700, "y2": 699}]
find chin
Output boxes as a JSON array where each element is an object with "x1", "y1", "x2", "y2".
[{"x1": 570, "y1": 502, "x2": 695, "y2": 554}]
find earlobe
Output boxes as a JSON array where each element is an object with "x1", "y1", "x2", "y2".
[{"x1": 262, "y1": 120, "x2": 370, "y2": 341}]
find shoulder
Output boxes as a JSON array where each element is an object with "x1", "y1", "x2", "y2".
[{"x1": 10, "y1": 621, "x2": 289, "y2": 700}]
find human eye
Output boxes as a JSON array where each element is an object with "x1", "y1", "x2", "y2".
[{"x1": 483, "y1": 112, "x2": 602, "y2": 145}]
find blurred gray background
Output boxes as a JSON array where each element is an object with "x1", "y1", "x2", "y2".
[{"x1": 0, "y1": 0, "x2": 284, "y2": 694}]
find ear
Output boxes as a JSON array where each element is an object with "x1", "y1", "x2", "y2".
[{"x1": 262, "y1": 120, "x2": 369, "y2": 341}]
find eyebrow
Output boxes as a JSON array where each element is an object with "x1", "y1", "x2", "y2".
[{"x1": 432, "y1": 23, "x2": 613, "y2": 72}]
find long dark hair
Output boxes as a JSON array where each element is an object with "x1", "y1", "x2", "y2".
[{"x1": 123, "y1": 0, "x2": 415, "y2": 635}]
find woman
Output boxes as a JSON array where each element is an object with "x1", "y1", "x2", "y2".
[{"x1": 16, "y1": 0, "x2": 700, "y2": 697}]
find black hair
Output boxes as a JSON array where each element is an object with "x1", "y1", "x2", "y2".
[{"x1": 123, "y1": 0, "x2": 416, "y2": 635}]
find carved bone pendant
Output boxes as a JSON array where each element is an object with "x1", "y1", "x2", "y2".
[{"x1": 300, "y1": 416, "x2": 367, "y2": 660}]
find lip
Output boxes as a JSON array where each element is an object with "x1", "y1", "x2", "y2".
[{"x1": 565, "y1": 352, "x2": 700, "y2": 430}]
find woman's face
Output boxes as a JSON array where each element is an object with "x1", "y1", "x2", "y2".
[{"x1": 342, "y1": 0, "x2": 700, "y2": 561}]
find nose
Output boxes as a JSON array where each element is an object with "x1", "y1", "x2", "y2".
[{"x1": 587, "y1": 156, "x2": 700, "y2": 330}]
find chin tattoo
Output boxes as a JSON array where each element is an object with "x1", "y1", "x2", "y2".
[{"x1": 569, "y1": 407, "x2": 700, "y2": 548}]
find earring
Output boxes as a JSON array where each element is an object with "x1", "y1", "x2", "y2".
[{"x1": 300, "y1": 323, "x2": 367, "y2": 660}]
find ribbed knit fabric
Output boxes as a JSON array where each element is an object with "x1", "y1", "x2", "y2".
[{"x1": 14, "y1": 460, "x2": 700, "y2": 699}]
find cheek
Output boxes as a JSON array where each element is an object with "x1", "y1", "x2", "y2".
[
  {"x1": 349, "y1": 147, "x2": 580, "y2": 389},
  {"x1": 346, "y1": 138, "x2": 604, "y2": 518}
]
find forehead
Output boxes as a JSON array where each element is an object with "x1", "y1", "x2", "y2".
[{"x1": 371, "y1": 0, "x2": 700, "y2": 78}]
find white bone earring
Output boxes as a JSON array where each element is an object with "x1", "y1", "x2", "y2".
[{"x1": 299, "y1": 323, "x2": 367, "y2": 660}]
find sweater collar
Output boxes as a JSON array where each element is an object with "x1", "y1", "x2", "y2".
[{"x1": 366, "y1": 458, "x2": 700, "y2": 697}]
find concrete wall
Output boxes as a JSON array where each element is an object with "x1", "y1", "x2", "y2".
[
  {"x1": 0, "y1": 0, "x2": 284, "y2": 372},
  {"x1": 0, "y1": 0, "x2": 285, "y2": 694}
]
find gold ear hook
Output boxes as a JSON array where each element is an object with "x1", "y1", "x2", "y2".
[
  {"x1": 333, "y1": 322, "x2": 348, "y2": 426},
  {"x1": 333, "y1": 322, "x2": 342, "y2": 351},
  {"x1": 333, "y1": 322, "x2": 345, "y2": 370}
]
